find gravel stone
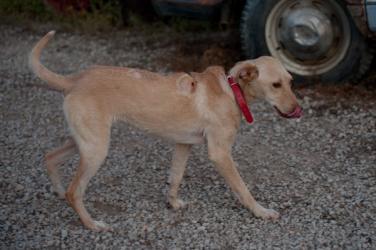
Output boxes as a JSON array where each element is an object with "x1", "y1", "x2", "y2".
[{"x1": 1, "y1": 23, "x2": 375, "y2": 249}]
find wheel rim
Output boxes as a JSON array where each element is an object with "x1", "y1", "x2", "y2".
[{"x1": 265, "y1": 0, "x2": 351, "y2": 76}]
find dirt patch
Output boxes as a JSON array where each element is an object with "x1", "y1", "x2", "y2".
[{"x1": 157, "y1": 30, "x2": 241, "y2": 72}]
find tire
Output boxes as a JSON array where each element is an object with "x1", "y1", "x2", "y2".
[
  {"x1": 240, "y1": 0, "x2": 373, "y2": 84},
  {"x1": 119, "y1": 0, "x2": 156, "y2": 26}
]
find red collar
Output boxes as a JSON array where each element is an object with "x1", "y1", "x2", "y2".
[{"x1": 227, "y1": 76, "x2": 254, "y2": 123}]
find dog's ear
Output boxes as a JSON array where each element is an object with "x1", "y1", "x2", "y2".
[
  {"x1": 176, "y1": 74, "x2": 196, "y2": 96},
  {"x1": 238, "y1": 64, "x2": 259, "y2": 82}
]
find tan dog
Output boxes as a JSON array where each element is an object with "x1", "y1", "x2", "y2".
[{"x1": 30, "y1": 31, "x2": 302, "y2": 231}]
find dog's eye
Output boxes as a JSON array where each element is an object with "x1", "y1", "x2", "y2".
[{"x1": 273, "y1": 82, "x2": 282, "y2": 88}]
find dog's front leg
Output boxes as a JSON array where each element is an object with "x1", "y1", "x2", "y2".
[
  {"x1": 207, "y1": 130, "x2": 280, "y2": 220},
  {"x1": 167, "y1": 143, "x2": 191, "y2": 209}
]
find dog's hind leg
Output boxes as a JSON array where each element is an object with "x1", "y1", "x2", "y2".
[
  {"x1": 45, "y1": 137, "x2": 77, "y2": 199},
  {"x1": 167, "y1": 143, "x2": 191, "y2": 209},
  {"x1": 65, "y1": 126, "x2": 111, "y2": 232}
]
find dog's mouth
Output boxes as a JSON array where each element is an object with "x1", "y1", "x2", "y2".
[{"x1": 274, "y1": 106, "x2": 303, "y2": 119}]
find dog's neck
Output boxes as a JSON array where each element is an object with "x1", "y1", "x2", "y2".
[
  {"x1": 239, "y1": 81, "x2": 256, "y2": 103},
  {"x1": 225, "y1": 75, "x2": 256, "y2": 104}
]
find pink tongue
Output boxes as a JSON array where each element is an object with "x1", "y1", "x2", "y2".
[{"x1": 286, "y1": 106, "x2": 303, "y2": 118}]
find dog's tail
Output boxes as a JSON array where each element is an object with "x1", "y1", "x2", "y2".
[{"x1": 29, "y1": 31, "x2": 73, "y2": 92}]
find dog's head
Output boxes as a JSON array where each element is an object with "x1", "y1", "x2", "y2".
[{"x1": 229, "y1": 56, "x2": 302, "y2": 119}]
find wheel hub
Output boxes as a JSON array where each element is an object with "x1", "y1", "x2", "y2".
[
  {"x1": 265, "y1": 0, "x2": 351, "y2": 76},
  {"x1": 280, "y1": 7, "x2": 334, "y2": 61}
]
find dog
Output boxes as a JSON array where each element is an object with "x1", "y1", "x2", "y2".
[{"x1": 30, "y1": 31, "x2": 302, "y2": 231}]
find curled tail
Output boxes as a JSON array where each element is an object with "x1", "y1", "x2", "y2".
[{"x1": 29, "y1": 31, "x2": 73, "y2": 92}]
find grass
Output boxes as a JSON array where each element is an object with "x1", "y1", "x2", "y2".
[
  {"x1": 0, "y1": 0, "x2": 123, "y2": 32},
  {"x1": 0, "y1": 0, "x2": 217, "y2": 34},
  {"x1": 0, "y1": 0, "x2": 51, "y2": 20}
]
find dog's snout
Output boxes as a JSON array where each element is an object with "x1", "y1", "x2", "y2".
[{"x1": 275, "y1": 105, "x2": 303, "y2": 119}]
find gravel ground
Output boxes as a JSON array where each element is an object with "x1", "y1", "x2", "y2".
[{"x1": 1, "y1": 23, "x2": 375, "y2": 249}]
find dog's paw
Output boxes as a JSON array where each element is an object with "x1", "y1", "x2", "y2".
[
  {"x1": 168, "y1": 198, "x2": 186, "y2": 210},
  {"x1": 253, "y1": 206, "x2": 280, "y2": 221},
  {"x1": 90, "y1": 220, "x2": 113, "y2": 232}
]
